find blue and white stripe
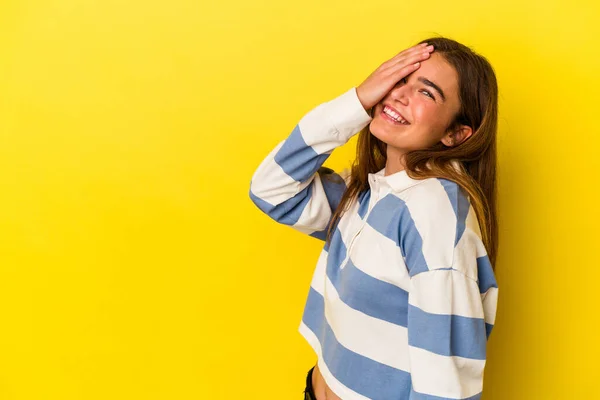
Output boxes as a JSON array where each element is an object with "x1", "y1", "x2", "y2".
[{"x1": 249, "y1": 87, "x2": 499, "y2": 400}]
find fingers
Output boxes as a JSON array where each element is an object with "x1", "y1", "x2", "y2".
[
  {"x1": 383, "y1": 43, "x2": 434, "y2": 70},
  {"x1": 385, "y1": 43, "x2": 429, "y2": 64},
  {"x1": 392, "y1": 42, "x2": 431, "y2": 62},
  {"x1": 389, "y1": 60, "x2": 422, "y2": 82},
  {"x1": 357, "y1": 43, "x2": 435, "y2": 110},
  {"x1": 380, "y1": 44, "x2": 435, "y2": 88}
]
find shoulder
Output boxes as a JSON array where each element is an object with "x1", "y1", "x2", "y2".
[
  {"x1": 394, "y1": 177, "x2": 482, "y2": 278},
  {"x1": 399, "y1": 177, "x2": 470, "y2": 224}
]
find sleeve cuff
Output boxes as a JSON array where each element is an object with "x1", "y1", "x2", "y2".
[{"x1": 325, "y1": 87, "x2": 373, "y2": 141}]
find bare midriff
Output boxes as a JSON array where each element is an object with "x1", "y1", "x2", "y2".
[{"x1": 311, "y1": 363, "x2": 342, "y2": 400}]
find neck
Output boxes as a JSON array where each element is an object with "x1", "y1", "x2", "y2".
[{"x1": 384, "y1": 145, "x2": 406, "y2": 176}]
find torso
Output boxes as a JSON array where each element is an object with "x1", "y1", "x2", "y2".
[{"x1": 312, "y1": 363, "x2": 342, "y2": 400}]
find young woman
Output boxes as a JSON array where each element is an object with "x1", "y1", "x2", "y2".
[{"x1": 249, "y1": 36, "x2": 499, "y2": 400}]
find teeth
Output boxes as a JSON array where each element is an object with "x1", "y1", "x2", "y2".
[{"x1": 383, "y1": 106, "x2": 407, "y2": 124}]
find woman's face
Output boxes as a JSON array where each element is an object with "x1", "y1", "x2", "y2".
[{"x1": 369, "y1": 52, "x2": 468, "y2": 154}]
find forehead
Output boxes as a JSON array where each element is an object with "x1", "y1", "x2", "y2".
[{"x1": 413, "y1": 52, "x2": 458, "y2": 100}]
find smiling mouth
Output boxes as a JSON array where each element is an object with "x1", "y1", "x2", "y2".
[{"x1": 381, "y1": 105, "x2": 410, "y2": 125}]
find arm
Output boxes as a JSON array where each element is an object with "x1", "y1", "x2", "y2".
[
  {"x1": 248, "y1": 87, "x2": 372, "y2": 239},
  {"x1": 407, "y1": 268, "x2": 489, "y2": 399},
  {"x1": 403, "y1": 193, "x2": 499, "y2": 399}
]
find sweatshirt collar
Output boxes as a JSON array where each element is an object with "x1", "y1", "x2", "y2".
[
  {"x1": 368, "y1": 160, "x2": 465, "y2": 193},
  {"x1": 368, "y1": 168, "x2": 423, "y2": 194}
]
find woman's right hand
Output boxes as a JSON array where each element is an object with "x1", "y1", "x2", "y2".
[{"x1": 356, "y1": 42, "x2": 435, "y2": 112}]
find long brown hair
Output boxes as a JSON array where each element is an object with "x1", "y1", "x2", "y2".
[{"x1": 325, "y1": 36, "x2": 499, "y2": 269}]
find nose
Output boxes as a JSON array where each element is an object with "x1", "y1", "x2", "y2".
[{"x1": 389, "y1": 80, "x2": 410, "y2": 106}]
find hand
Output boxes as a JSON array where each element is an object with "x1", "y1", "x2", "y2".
[{"x1": 356, "y1": 42, "x2": 435, "y2": 111}]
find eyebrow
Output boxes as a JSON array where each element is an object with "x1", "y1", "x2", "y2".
[{"x1": 417, "y1": 77, "x2": 446, "y2": 102}]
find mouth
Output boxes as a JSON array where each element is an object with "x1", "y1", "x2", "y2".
[{"x1": 381, "y1": 105, "x2": 410, "y2": 125}]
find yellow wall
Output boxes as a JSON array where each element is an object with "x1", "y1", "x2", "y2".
[{"x1": 0, "y1": 0, "x2": 598, "y2": 398}]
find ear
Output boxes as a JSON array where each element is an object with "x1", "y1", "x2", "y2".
[{"x1": 441, "y1": 124, "x2": 473, "y2": 147}]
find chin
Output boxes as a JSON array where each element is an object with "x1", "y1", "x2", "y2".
[{"x1": 369, "y1": 118, "x2": 409, "y2": 146}]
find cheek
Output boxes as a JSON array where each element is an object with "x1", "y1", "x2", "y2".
[{"x1": 412, "y1": 100, "x2": 438, "y2": 125}]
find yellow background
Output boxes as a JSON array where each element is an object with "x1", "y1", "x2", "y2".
[{"x1": 1, "y1": 0, "x2": 598, "y2": 398}]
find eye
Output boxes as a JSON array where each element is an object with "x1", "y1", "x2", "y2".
[{"x1": 420, "y1": 89, "x2": 435, "y2": 100}]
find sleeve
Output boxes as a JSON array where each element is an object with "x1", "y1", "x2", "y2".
[
  {"x1": 403, "y1": 203, "x2": 499, "y2": 399},
  {"x1": 407, "y1": 268, "x2": 488, "y2": 400},
  {"x1": 248, "y1": 87, "x2": 373, "y2": 240}
]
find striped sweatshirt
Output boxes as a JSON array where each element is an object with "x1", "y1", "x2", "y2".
[{"x1": 248, "y1": 87, "x2": 499, "y2": 400}]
